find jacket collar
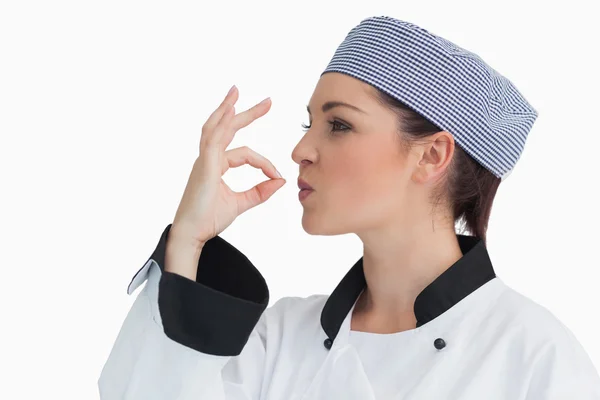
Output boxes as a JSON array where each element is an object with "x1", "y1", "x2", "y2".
[{"x1": 320, "y1": 234, "x2": 496, "y2": 341}]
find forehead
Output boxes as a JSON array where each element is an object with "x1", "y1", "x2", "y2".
[{"x1": 308, "y1": 72, "x2": 376, "y2": 112}]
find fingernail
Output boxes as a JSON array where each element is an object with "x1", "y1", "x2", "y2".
[
  {"x1": 227, "y1": 85, "x2": 236, "y2": 96},
  {"x1": 276, "y1": 169, "x2": 282, "y2": 178},
  {"x1": 260, "y1": 97, "x2": 271, "y2": 104}
]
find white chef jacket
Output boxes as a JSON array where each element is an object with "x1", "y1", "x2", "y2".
[{"x1": 98, "y1": 224, "x2": 600, "y2": 399}]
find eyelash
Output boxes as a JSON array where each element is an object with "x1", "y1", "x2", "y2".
[{"x1": 301, "y1": 119, "x2": 351, "y2": 135}]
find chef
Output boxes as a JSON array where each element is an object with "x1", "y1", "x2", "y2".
[{"x1": 98, "y1": 15, "x2": 600, "y2": 399}]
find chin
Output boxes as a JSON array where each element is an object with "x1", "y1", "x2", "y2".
[{"x1": 301, "y1": 213, "x2": 352, "y2": 236}]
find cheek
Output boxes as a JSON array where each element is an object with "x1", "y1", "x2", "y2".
[{"x1": 326, "y1": 145, "x2": 401, "y2": 212}]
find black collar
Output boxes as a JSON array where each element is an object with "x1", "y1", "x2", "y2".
[{"x1": 320, "y1": 234, "x2": 496, "y2": 341}]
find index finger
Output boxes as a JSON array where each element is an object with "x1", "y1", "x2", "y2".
[{"x1": 203, "y1": 85, "x2": 240, "y2": 132}]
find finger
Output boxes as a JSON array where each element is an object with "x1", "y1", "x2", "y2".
[
  {"x1": 235, "y1": 178, "x2": 286, "y2": 215},
  {"x1": 201, "y1": 103, "x2": 236, "y2": 148},
  {"x1": 214, "y1": 96, "x2": 271, "y2": 149},
  {"x1": 202, "y1": 85, "x2": 240, "y2": 136},
  {"x1": 230, "y1": 97, "x2": 272, "y2": 132},
  {"x1": 223, "y1": 146, "x2": 282, "y2": 179}
]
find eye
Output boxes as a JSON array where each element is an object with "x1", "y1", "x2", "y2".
[
  {"x1": 300, "y1": 119, "x2": 351, "y2": 135},
  {"x1": 329, "y1": 120, "x2": 351, "y2": 134}
]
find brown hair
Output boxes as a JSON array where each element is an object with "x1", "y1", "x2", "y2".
[{"x1": 372, "y1": 88, "x2": 501, "y2": 245}]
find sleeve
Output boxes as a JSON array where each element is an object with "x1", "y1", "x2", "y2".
[
  {"x1": 524, "y1": 321, "x2": 600, "y2": 399},
  {"x1": 98, "y1": 223, "x2": 271, "y2": 400}
]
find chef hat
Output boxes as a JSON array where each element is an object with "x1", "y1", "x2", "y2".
[{"x1": 321, "y1": 16, "x2": 538, "y2": 181}]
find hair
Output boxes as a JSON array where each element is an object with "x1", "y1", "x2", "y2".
[{"x1": 372, "y1": 88, "x2": 501, "y2": 246}]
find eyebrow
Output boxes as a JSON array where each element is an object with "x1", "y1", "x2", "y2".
[{"x1": 306, "y1": 101, "x2": 366, "y2": 115}]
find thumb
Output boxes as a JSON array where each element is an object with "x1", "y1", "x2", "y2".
[{"x1": 236, "y1": 178, "x2": 286, "y2": 215}]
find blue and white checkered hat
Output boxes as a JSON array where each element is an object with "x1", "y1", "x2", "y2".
[{"x1": 321, "y1": 16, "x2": 538, "y2": 181}]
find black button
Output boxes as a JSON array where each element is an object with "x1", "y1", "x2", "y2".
[
  {"x1": 434, "y1": 338, "x2": 446, "y2": 350},
  {"x1": 323, "y1": 338, "x2": 333, "y2": 350}
]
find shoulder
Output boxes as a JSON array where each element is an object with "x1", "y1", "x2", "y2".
[
  {"x1": 492, "y1": 279, "x2": 587, "y2": 348},
  {"x1": 496, "y1": 280, "x2": 600, "y2": 399},
  {"x1": 263, "y1": 293, "x2": 329, "y2": 322},
  {"x1": 254, "y1": 293, "x2": 330, "y2": 340},
  {"x1": 490, "y1": 279, "x2": 600, "y2": 390}
]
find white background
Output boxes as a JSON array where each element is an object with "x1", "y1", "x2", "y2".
[{"x1": 1, "y1": 0, "x2": 599, "y2": 398}]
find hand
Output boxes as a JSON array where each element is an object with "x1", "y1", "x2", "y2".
[{"x1": 170, "y1": 85, "x2": 286, "y2": 248}]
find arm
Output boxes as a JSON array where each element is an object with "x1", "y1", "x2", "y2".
[{"x1": 98, "y1": 224, "x2": 270, "y2": 399}]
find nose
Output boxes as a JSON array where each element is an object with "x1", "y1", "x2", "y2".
[
  {"x1": 291, "y1": 137, "x2": 316, "y2": 166},
  {"x1": 291, "y1": 143, "x2": 302, "y2": 166}
]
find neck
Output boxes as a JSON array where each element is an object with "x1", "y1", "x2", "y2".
[{"x1": 352, "y1": 219, "x2": 463, "y2": 333}]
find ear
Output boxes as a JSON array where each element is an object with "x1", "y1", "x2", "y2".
[{"x1": 412, "y1": 131, "x2": 455, "y2": 184}]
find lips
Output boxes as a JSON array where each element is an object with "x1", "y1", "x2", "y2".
[{"x1": 298, "y1": 178, "x2": 313, "y2": 191}]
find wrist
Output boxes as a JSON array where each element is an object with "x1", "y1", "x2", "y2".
[
  {"x1": 169, "y1": 223, "x2": 206, "y2": 251},
  {"x1": 165, "y1": 233, "x2": 204, "y2": 280}
]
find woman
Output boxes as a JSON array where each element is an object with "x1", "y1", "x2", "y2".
[{"x1": 98, "y1": 16, "x2": 600, "y2": 399}]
